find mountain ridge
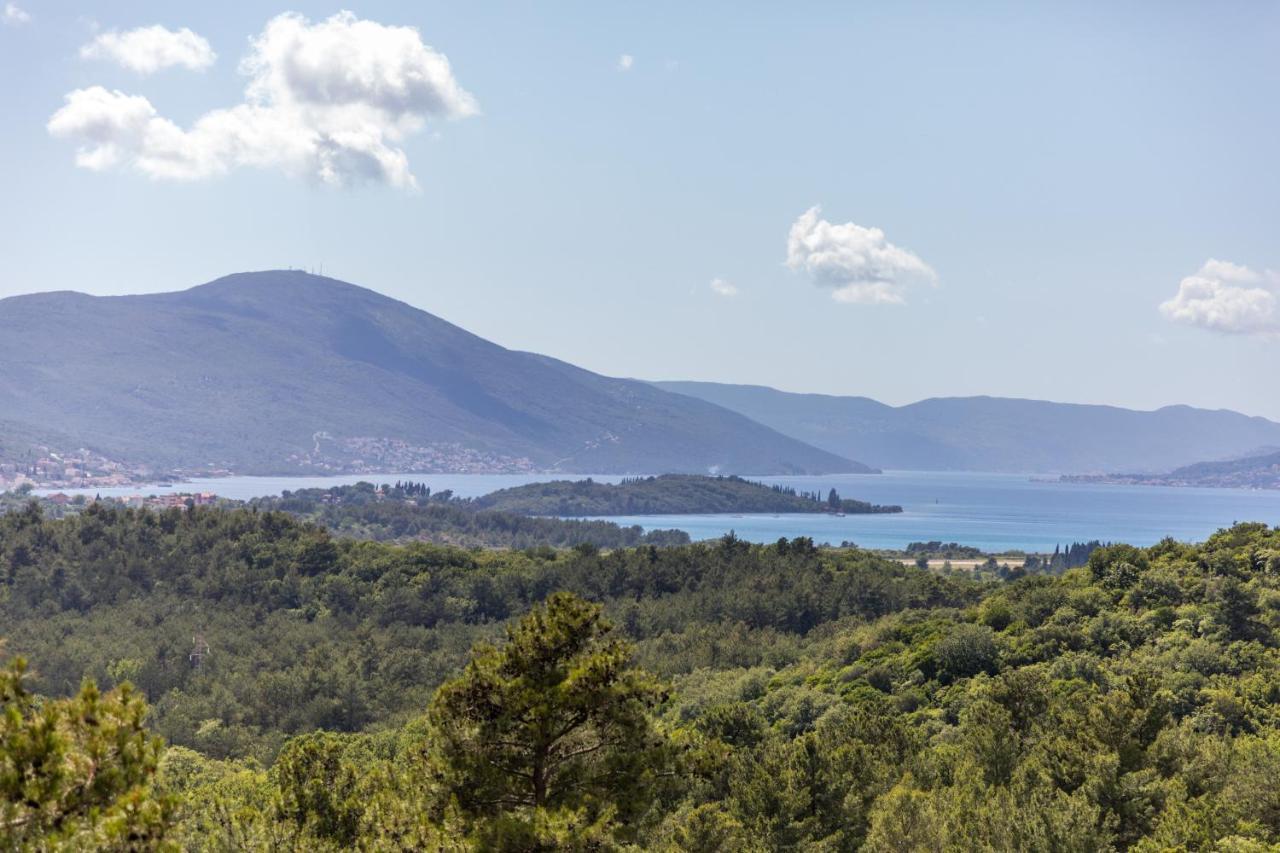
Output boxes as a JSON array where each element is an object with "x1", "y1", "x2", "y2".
[
  {"x1": 652, "y1": 380, "x2": 1280, "y2": 474},
  {"x1": 0, "y1": 271, "x2": 862, "y2": 477}
]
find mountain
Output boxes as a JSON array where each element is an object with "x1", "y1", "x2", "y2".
[
  {"x1": 1063, "y1": 449, "x2": 1280, "y2": 489},
  {"x1": 1162, "y1": 450, "x2": 1280, "y2": 489},
  {"x1": 653, "y1": 381, "x2": 1280, "y2": 474},
  {"x1": 0, "y1": 271, "x2": 862, "y2": 476}
]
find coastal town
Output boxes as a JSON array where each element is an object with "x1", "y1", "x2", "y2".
[
  {"x1": 0, "y1": 487, "x2": 224, "y2": 518},
  {"x1": 0, "y1": 435, "x2": 538, "y2": 495},
  {"x1": 285, "y1": 434, "x2": 538, "y2": 475},
  {"x1": 0, "y1": 445, "x2": 165, "y2": 492}
]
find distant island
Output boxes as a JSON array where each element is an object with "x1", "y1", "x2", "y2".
[
  {"x1": 1062, "y1": 449, "x2": 1280, "y2": 490},
  {"x1": 471, "y1": 474, "x2": 903, "y2": 516}
]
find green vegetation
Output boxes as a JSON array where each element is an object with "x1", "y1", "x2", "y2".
[
  {"x1": 5, "y1": 504, "x2": 1280, "y2": 849},
  {"x1": 0, "y1": 659, "x2": 173, "y2": 848},
  {"x1": 251, "y1": 481, "x2": 691, "y2": 547},
  {"x1": 0, "y1": 504, "x2": 957, "y2": 763},
  {"x1": 471, "y1": 474, "x2": 902, "y2": 516},
  {"x1": 904, "y1": 541, "x2": 986, "y2": 559}
]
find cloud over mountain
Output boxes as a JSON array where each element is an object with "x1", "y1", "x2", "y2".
[
  {"x1": 1160, "y1": 259, "x2": 1278, "y2": 336},
  {"x1": 786, "y1": 206, "x2": 936, "y2": 305},
  {"x1": 49, "y1": 11, "x2": 476, "y2": 189}
]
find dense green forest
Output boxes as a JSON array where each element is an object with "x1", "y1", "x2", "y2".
[
  {"x1": 471, "y1": 474, "x2": 902, "y2": 516},
  {"x1": 250, "y1": 481, "x2": 691, "y2": 547},
  {"x1": 4, "y1": 504, "x2": 1280, "y2": 849}
]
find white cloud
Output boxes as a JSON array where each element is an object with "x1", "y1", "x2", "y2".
[
  {"x1": 49, "y1": 11, "x2": 477, "y2": 190},
  {"x1": 616, "y1": 54, "x2": 634, "y2": 71},
  {"x1": 1159, "y1": 259, "x2": 1279, "y2": 336},
  {"x1": 81, "y1": 25, "x2": 216, "y2": 74},
  {"x1": 786, "y1": 206, "x2": 936, "y2": 305},
  {"x1": 3, "y1": 3, "x2": 30, "y2": 25},
  {"x1": 709, "y1": 278, "x2": 738, "y2": 297}
]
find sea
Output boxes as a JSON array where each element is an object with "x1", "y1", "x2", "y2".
[{"x1": 35, "y1": 470, "x2": 1280, "y2": 552}]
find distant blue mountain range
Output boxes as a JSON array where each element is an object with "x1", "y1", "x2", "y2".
[{"x1": 653, "y1": 381, "x2": 1280, "y2": 474}]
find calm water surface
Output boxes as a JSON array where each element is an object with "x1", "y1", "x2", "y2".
[
  {"x1": 590, "y1": 471, "x2": 1280, "y2": 551},
  {"x1": 37, "y1": 470, "x2": 1280, "y2": 551}
]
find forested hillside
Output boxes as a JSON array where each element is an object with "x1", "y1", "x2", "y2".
[
  {"x1": 4, "y1": 506, "x2": 1280, "y2": 849},
  {"x1": 471, "y1": 474, "x2": 901, "y2": 516}
]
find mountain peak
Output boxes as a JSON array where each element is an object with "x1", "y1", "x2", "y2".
[
  {"x1": 183, "y1": 269, "x2": 394, "y2": 304},
  {"x1": 0, "y1": 274, "x2": 860, "y2": 477}
]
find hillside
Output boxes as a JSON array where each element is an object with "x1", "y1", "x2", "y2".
[
  {"x1": 0, "y1": 272, "x2": 861, "y2": 477},
  {"x1": 470, "y1": 474, "x2": 903, "y2": 516},
  {"x1": 655, "y1": 380, "x2": 1280, "y2": 474},
  {"x1": 1065, "y1": 449, "x2": 1280, "y2": 490}
]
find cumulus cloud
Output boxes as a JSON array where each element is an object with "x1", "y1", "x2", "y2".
[
  {"x1": 48, "y1": 11, "x2": 477, "y2": 189},
  {"x1": 3, "y1": 3, "x2": 30, "y2": 25},
  {"x1": 81, "y1": 25, "x2": 216, "y2": 74},
  {"x1": 709, "y1": 278, "x2": 738, "y2": 297},
  {"x1": 1159, "y1": 259, "x2": 1279, "y2": 336},
  {"x1": 785, "y1": 206, "x2": 936, "y2": 305},
  {"x1": 616, "y1": 53, "x2": 634, "y2": 71}
]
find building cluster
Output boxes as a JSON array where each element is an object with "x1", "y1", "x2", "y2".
[
  {"x1": 0, "y1": 446, "x2": 152, "y2": 492},
  {"x1": 287, "y1": 435, "x2": 537, "y2": 474},
  {"x1": 39, "y1": 491, "x2": 220, "y2": 511},
  {"x1": 0, "y1": 490, "x2": 224, "y2": 519},
  {"x1": 113, "y1": 492, "x2": 221, "y2": 510}
]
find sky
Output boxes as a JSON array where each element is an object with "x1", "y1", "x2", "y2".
[{"x1": 1, "y1": 2, "x2": 1278, "y2": 418}]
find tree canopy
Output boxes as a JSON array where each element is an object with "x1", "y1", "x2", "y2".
[{"x1": 4, "y1": 507, "x2": 1280, "y2": 849}]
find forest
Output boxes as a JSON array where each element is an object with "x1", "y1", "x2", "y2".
[
  {"x1": 470, "y1": 474, "x2": 902, "y2": 516},
  {"x1": 250, "y1": 481, "x2": 692, "y2": 548},
  {"x1": 3, "y1": 502, "x2": 1280, "y2": 850}
]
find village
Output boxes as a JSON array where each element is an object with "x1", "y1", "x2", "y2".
[
  {"x1": 0, "y1": 434, "x2": 537, "y2": 496},
  {"x1": 0, "y1": 445, "x2": 160, "y2": 492}
]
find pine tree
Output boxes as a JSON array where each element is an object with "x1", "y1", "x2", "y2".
[{"x1": 429, "y1": 592, "x2": 670, "y2": 848}]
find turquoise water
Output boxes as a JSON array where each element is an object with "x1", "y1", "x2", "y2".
[
  {"x1": 587, "y1": 471, "x2": 1280, "y2": 551},
  {"x1": 37, "y1": 470, "x2": 1280, "y2": 552}
]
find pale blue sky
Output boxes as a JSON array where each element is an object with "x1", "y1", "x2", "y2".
[{"x1": 2, "y1": 2, "x2": 1278, "y2": 417}]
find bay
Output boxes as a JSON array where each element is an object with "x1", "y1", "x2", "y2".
[
  {"x1": 36, "y1": 470, "x2": 1280, "y2": 552},
  {"x1": 585, "y1": 471, "x2": 1280, "y2": 551}
]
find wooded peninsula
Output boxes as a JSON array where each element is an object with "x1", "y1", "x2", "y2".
[{"x1": 470, "y1": 474, "x2": 903, "y2": 516}]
